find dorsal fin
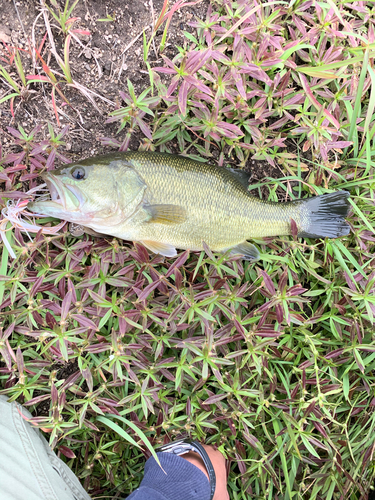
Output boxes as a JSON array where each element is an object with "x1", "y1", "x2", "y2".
[{"x1": 226, "y1": 167, "x2": 250, "y2": 189}]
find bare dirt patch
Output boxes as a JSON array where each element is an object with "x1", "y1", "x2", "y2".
[{"x1": 1, "y1": 0, "x2": 210, "y2": 158}]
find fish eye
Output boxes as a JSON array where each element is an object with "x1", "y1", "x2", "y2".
[{"x1": 71, "y1": 166, "x2": 86, "y2": 180}]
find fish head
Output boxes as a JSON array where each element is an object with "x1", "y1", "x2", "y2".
[{"x1": 28, "y1": 158, "x2": 146, "y2": 227}]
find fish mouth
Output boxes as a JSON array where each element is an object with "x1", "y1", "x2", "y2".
[
  {"x1": 41, "y1": 173, "x2": 82, "y2": 210},
  {"x1": 27, "y1": 172, "x2": 83, "y2": 218},
  {"x1": 42, "y1": 173, "x2": 66, "y2": 206}
]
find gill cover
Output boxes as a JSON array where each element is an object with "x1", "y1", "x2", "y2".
[{"x1": 28, "y1": 158, "x2": 148, "y2": 226}]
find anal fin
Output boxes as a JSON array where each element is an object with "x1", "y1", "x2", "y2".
[
  {"x1": 229, "y1": 241, "x2": 260, "y2": 261},
  {"x1": 141, "y1": 240, "x2": 177, "y2": 257}
]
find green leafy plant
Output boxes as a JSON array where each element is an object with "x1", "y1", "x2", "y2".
[{"x1": 1, "y1": 1, "x2": 375, "y2": 499}]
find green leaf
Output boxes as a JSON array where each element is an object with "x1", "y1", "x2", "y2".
[
  {"x1": 343, "y1": 372, "x2": 349, "y2": 400},
  {"x1": 98, "y1": 308, "x2": 113, "y2": 330},
  {"x1": 300, "y1": 434, "x2": 320, "y2": 458},
  {"x1": 0, "y1": 224, "x2": 12, "y2": 304},
  {"x1": 98, "y1": 415, "x2": 161, "y2": 466}
]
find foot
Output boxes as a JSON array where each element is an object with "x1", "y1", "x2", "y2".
[{"x1": 182, "y1": 444, "x2": 229, "y2": 500}]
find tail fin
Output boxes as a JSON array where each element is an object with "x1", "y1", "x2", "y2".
[{"x1": 297, "y1": 190, "x2": 351, "y2": 239}]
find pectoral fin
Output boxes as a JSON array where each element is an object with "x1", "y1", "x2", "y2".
[
  {"x1": 229, "y1": 241, "x2": 260, "y2": 261},
  {"x1": 141, "y1": 240, "x2": 177, "y2": 257},
  {"x1": 145, "y1": 204, "x2": 187, "y2": 225}
]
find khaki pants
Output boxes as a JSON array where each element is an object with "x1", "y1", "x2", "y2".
[{"x1": 0, "y1": 396, "x2": 91, "y2": 500}]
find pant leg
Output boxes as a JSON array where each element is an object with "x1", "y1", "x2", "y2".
[{"x1": 0, "y1": 395, "x2": 92, "y2": 500}]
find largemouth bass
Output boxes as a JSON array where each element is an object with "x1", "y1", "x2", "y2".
[{"x1": 28, "y1": 152, "x2": 350, "y2": 261}]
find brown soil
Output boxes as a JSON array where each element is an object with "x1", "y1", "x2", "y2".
[{"x1": 0, "y1": 0, "x2": 209, "y2": 157}]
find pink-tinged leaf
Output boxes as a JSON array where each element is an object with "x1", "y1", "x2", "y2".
[
  {"x1": 0, "y1": 344, "x2": 12, "y2": 370},
  {"x1": 67, "y1": 278, "x2": 76, "y2": 303},
  {"x1": 83, "y1": 419, "x2": 100, "y2": 431},
  {"x1": 256, "y1": 301, "x2": 274, "y2": 314},
  {"x1": 269, "y1": 115, "x2": 290, "y2": 130},
  {"x1": 344, "y1": 271, "x2": 357, "y2": 292},
  {"x1": 328, "y1": 141, "x2": 352, "y2": 149},
  {"x1": 260, "y1": 270, "x2": 276, "y2": 295},
  {"x1": 240, "y1": 64, "x2": 272, "y2": 85},
  {"x1": 216, "y1": 121, "x2": 243, "y2": 138},
  {"x1": 178, "y1": 80, "x2": 189, "y2": 115},
  {"x1": 59, "y1": 391, "x2": 66, "y2": 409},
  {"x1": 32, "y1": 311, "x2": 44, "y2": 326},
  {"x1": 174, "y1": 267, "x2": 183, "y2": 289},
  {"x1": 324, "y1": 348, "x2": 344, "y2": 360},
  {"x1": 135, "y1": 117, "x2": 153, "y2": 140},
  {"x1": 59, "y1": 445, "x2": 76, "y2": 459},
  {"x1": 61, "y1": 289, "x2": 72, "y2": 322},
  {"x1": 10, "y1": 97, "x2": 15, "y2": 118},
  {"x1": 87, "y1": 289, "x2": 109, "y2": 304},
  {"x1": 234, "y1": 454, "x2": 247, "y2": 474},
  {"x1": 2, "y1": 321, "x2": 15, "y2": 340},
  {"x1": 290, "y1": 218, "x2": 298, "y2": 240},
  {"x1": 97, "y1": 397, "x2": 119, "y2": 407},
  {"x1": 82, "y1": 367, "x2": 93, "y2": 392},
  {"x1": 71, "y1": 314, "x2": 98, "y2": 330},
  {"x1": 166, "y1": 250, "x2": 189, "y2": 278},
  {"x1": 66, "y1": 16, "x2": 79, "y2": 24},
  {"x1": 291, "y1": 385, "x2": 299, "y2": 399},
  {"x1": 321, "y1": 384, "x2": 341, "y2": 394},
  {"x1": 51, "y1": 382, "x2": 58, "y2": 406},
  {"x1": 303, "y1": 140, "x2": 311, "y2": 152},
  {"x1": 184, "y1": 75, "x2": 212, "y2": 95},
  {"x1": 134, "y1": 242, "x2": 150, "y2": 262},
  {"x1": 278, "y1": 269, "x2": 288, "y2": 293},
  {"x1": 308, "y1": 436, "x2": 329, "y2": 451},
  {"x1": 4, "y1": 164, "x2": 27, "y2": 173},
  {"x1": 362, "y1": 443, "x2": 375, "y2": 472},
  {"x1": 203, "y1": 393, "x2": 227, "y2": 405},
  {"x1": 243, "y1": 432, "x2": 261, "y2": 450},
  {"x1": 186, "y1": 48, "x2": 212, "y2": 74},
  {"x1": 26, "y1": 75, "x2": 51, "y2": 82},
  {"x1": 226, "y1": 418, "x2": 237, "y2": 436},
  {"x1": 233, "y1": 73, "x2": 247, "y2": 100},
  {"x1": 275, "y1": 303, "x2": 284, "y2": 323},
  {"x1": 233, "y1": 318, "x2": 246, "y2": 337},
  {"x1": 23, "y1": 394, "x2": 50, "y2": 406},
  {"x1": 137, "y1": 280, "x2": 160, "y2": 302},
  {"x1": 153, "y1": 66, "x2": 176, "y2": 74},
  {"x1": 299, "y1": 359, "x2": 314, "y2": 370},
  {"x1": 51, "y1": 88, "x2": 60, "y2": 126},
  {"x1": 312, "y1": 420, "x2": 328, "y2": 438},
  {"x1": 46, "y1": 149, "x2": 56, "y2": 170},
  {"x1": 322, "y1": 109, "x2": 340, "y2": 130},
  {"x1": 300, "y1": 73, "x2": 321, "y2": 108},
  {"x1": 72, "y1": 29, "x2": 90, "y2": 36},
  {"x1": 61, "y1": 371, "x2": 81, "y2": 390},
  {"x1": 353, "y1": 349, "x2": 365, "y2": 373},
  {"x1": 286, "y1": 285, "x2": 308, "y2": 296},
  {"x1": 16, "y1": 347, "x2": 24, "y2": 374},
  {"x1": 6, "y1": 126, "x2": 23, "y2": 139}
]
